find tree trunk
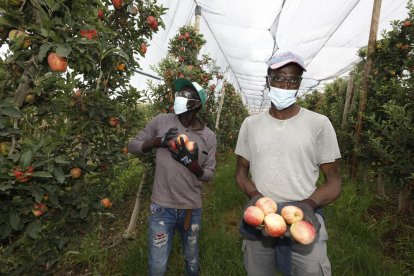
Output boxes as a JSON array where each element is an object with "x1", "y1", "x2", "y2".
[
  {"x1": 377, "y1": 172, "x2": 386, "y2": 197},
  {"x1": 398, "y1": 187, "x2": 411, "y2": 212}
]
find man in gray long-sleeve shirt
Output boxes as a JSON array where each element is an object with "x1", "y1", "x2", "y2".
[{"x1": 128, "y1": 78, "x2": 216, "y2": 276}]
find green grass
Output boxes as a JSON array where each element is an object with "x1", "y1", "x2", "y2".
[{"x1": 57, "y1": 153, "x2": 414, "y2": 275}]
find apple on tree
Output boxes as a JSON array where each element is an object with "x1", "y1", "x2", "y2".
[
  {"x1": 108, "y1": 117, "x2": 120, "y2": 127},
  {"x1": 48, "y1": 53, "x2": 68, "y2": 72},
  {"x1": 101, "y1": 198, "x2": 112, "y2": 209},
  {"x1": 70, "y1": 167, "x2": 82, "y2": 179}
]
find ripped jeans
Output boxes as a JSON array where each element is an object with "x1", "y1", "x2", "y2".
[{"x1": 148, "y1": 202, "x2": 202, "y2": 276}]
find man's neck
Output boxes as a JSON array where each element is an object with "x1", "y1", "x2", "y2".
[
  {"x1": 178, "y1": 113, "x2": 203, "y2": 130},
  {"x1": 269, "y1": 104, "x2": 300, "y2": 120}
]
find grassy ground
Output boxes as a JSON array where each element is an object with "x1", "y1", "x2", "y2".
[{"x1": 57, "y1": 153, "x2": 414, "y2": 275}]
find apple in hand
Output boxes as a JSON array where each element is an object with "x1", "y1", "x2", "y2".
[
  {"x1": 264, "y1": 213, "x2": 286, "y2": 237},
  {"x1": 243, "y1": 206, "x2": 265, "y2": 227},
  {"x1": 290, "y1": 220, "x2": 316, "y2": 245},
  {"x1": 255, "y1": 197, "x2": 277, "y2": 215},
  {"x1": 281, "y1": 205, "x2": 304, "y2": 224}
]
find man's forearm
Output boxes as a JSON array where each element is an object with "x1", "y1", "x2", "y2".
[
  {"x1": 140, "y1": 138, "x2": 161, "y2": 153},
  {"x1": 309, "y1": 180, "x2": 342, "y2": 207}
]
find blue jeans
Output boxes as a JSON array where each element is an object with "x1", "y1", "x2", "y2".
[{"x1": 148, "y1": 202, "x2": 202, "y2": 276}]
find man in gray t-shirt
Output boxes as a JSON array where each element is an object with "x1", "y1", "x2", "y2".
[
  {"x1": 128, "y1": 78, "x2": 216, "y2": 276},
  {"x1": 235, "y1": 52, "x2": 341, "y2": 276}
]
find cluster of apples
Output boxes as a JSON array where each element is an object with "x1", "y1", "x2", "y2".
[{"x1": 243, "y1": 197, "x2": 316, "y2": 245}]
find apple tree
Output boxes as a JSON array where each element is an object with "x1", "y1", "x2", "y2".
[{"x1": 0, "y1": 0, "x2": 166, "y2": 273}]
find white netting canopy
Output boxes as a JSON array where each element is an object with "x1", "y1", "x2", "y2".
[{"x1": 131, "y1": 0, "x2": 408, "y2": 114}]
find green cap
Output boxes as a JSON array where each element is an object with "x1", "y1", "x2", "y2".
[{"x1": 173, "y1": 78, "x2": 207, "y2": 107}]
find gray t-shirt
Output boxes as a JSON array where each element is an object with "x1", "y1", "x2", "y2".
[
  {"x1": 235, "y1": 108, "x2": 341, "y2": 203},
  {"x1": 128, "y1": 113, "x2": 217, "y2": 209}
]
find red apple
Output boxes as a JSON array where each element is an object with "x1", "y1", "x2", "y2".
[
  {"x1": 264, "y1": 213, "x2": 287, "y2": 237},
  {"x1": 290, "y1": 220, "x2": 316, "y2": 245},
  {"x1": 73, "y1": 89, "x2": 81, "y2": 98},
  {"x1": 243, "y1": 206, "x2": 265, "y2": 227},
  {"x1": 186, "y1": 141, "x2": 195, "y2": 152},
  {"x1": 281, "y1": 205, "x2": 304, "y2": 224},
  {"x1": 32, "y1": 209, "x2": 44, "y2": 217},
  {"x1": 48, "y1": 53, "x2": 67, "y2": 72},
  {"x1": 140, "y1": 43, "x2": 147, "y2": 55},
  {"x1": 403, "y1": 21, "x2": 412, "y2": 27},
  {"x1": 176, "y1": 134, "x2": 189, "y2": 146},
  {"x1": 255, "y1": 197, "x2": 277, "y2": 215},
  {"x1": 108, "y1": 117, "x2": 120, "y2": 127},
  {"x1": 112, "y1": 0, "x2": 122, "y2": 9},
  {"x1": 70, "y1": 167, "x2": 82, "y2": 179},
  {"x1": 184, "y1": 32, "x2": 190, "y2": 39},
  {"x1": 178, "y1": 35, "x2": 184, "y2": 40},
  {"x1": 101, "y1": 198, "x2": 112, "y2": 208},
  {"x1": 178, "y1": 56, "x2": 184, "y2": 62},
  {"x1": 98, "y1": 9, "x2": 104, "y2": 19}
]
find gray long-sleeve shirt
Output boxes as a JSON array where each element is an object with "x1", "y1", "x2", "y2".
[{"x1": 128, "y1": 113, "x2": 217, "y2": 209}]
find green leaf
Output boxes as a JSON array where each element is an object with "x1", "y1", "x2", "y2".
[
  {"x1": 38, "y1": 44, "x2": 52, "y2": 62},
  {"x1": 56, "y1": 44, "x2": 72, "y2": 57},
  {"x1": 0, "y1": 224, "x2": 12, "y2": 240},
  {"x1": 25, "y1": 220, "x2": 41, "y2": 239},
  {"x1": 0, "y1": 106, "x2": 22, "y2": 118},
  {"x1": 79, "y1": 206, "x2": 88, "y2": 219},
  {"x1": 32, "y1": 171, "x2": 53, "y2": 178},
  {"x1": 30, "y1": 187, "x2": 44, "y2": 202},
  {"x1": 39, "y1": 28, "x2": 49, "y2": 37},
  {"x1": 53, "y1": 166, "x2": 66, "y2": 184},
  {"x1": 9, "y1": 210, "x2": 22, "y2": 231},
  {"x1": 54, "y1": 156, "x2": 68, "y2": 164},
  {"x1": 20, "y1": 150, "x2": 33, "y2": 168},
  {"x1": 0, "y1": 183, "x2": 13, "y2": 191}
]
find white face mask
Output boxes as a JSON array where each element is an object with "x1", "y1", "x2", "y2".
[
  {"x1": 173, "y1": 96, "x2": 189, "y2": 114},
  {"x1": 268, "y1": 86, "x2": 298, "y2": 110}
]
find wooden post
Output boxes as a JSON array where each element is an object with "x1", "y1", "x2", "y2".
[
  {"x1": 350, "y1": 0, "x2": 382, "y2": 179},
  {"x1": 124, "y1": 169, "x2": 147, "y2": 239},
  {"x1": 215, "y1": 82, "x2": 226, "y2": 130},
  {"x1": 195, "y1": 5, "x2": 201, "y2": 34},
  {"x1": 341, "y1": 71, "x2": 354, "y2": 129}
]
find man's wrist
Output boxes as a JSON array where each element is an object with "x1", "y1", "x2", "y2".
[
  {"x1": 153, "y1": 137, "x2": 162, "y2": 148},
  {"x1": 188, "y1": 162, "x2": 203, "y2": 177},
  {"x1": 247, "y1": 190, "x2": 262, "y2": 199},
  {"x1": 300, "y1": 198, "x2": 318, "y2": 210}
]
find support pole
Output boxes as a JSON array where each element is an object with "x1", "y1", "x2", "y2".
[
  {"x1": 341, "y1": 71, "x2": 354, "y2": 129},
  {"x1": 215, "y1": 81, "x2": 226, "y2": 130},
  {"x1": 350, "y1": 0, "x2": 382, "y2": 179},
  {"x1": 195, "y1": 5, "x2": 201, "y2": 34},
  {"x1": 124, "y1": 169, "x2": 147, "y2": 239}
]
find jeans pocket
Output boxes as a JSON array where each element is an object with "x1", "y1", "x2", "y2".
[{"x1": 150, "y1": 202, "x2": 164, "y2": 217}]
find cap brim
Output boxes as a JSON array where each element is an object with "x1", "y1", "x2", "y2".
[{"x1": 269, "y1": 61, "x2": 307, "y2": 71}]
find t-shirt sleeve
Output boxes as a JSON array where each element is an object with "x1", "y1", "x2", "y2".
[
  {"x1": 235, "y1": 118, "x2": 251, "y2": 161},
  {"x1": 128, "y1": 115, "x2": 160, "y2": 154},
  {"x1": 316, "y1": 117, "x2": 341, "y2": 164}
]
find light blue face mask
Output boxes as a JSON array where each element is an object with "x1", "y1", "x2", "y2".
[
  {"x1": 268, "y1": 86, "x2": 298, "y2": 110},
  {"x1": 173, "y1": 96, "x2": 189, "y2": 115}
]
